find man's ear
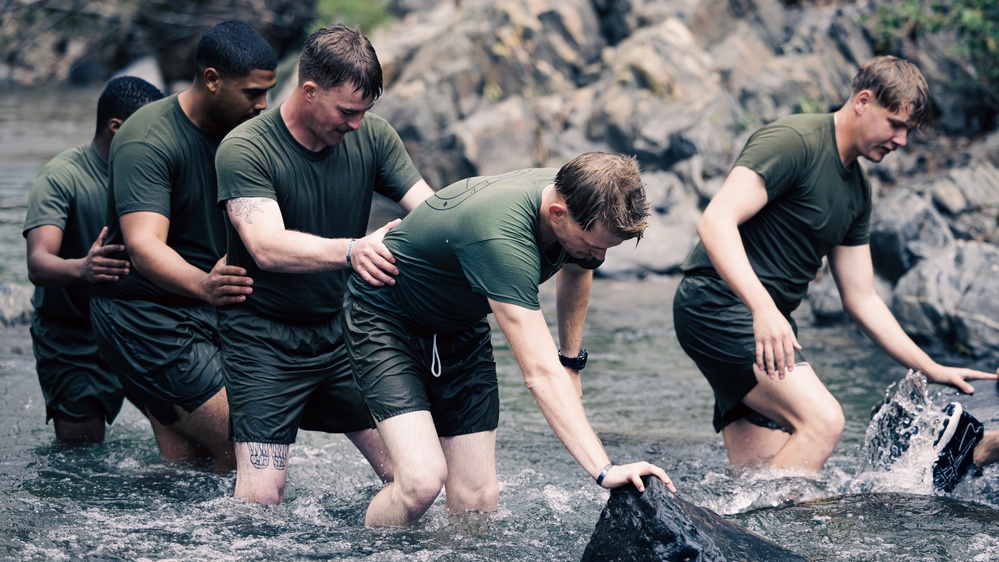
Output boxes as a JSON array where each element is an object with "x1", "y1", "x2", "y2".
[
  {"x1": 302, "y1": 81, "x2": 318, "y2": 101},
  {"x1": 203, "y1": 68, "x2": 222, "y2": 93},
  {"x1": 107, "y1": 117, "x2": 124, "y2": 136},
  {"x1": 853, "y1": 89, "x2": 873, "y2": 115},
  {"x1": 549, "y1": 200, "x2": 569, "y2": 223}
]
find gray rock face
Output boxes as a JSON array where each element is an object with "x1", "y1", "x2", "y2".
[
  {"x1": 870, "y1": 188, "x2": 955, "y2": 283},
  {"x1": 582, "y1": 477, "x2": 806, "y2": 562},
  {"x1": 0, "y1": 283, "x2": 33, "y2": 327},
  {"x1": 892, "y1": 241, "x2": 999, "y2": 361}
]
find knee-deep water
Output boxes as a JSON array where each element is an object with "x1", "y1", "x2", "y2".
[{"x1": 1, "y1": 84, "x2": 996, "y2": 561}]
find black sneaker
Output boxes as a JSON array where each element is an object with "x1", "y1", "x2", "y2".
[{"x1": 932, "y1": 403, "x2": 985, "y2": 492}]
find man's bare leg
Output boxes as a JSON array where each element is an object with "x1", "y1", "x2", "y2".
[
  {"x1": 234, "y1": 441, "x2": 289, "y2": 504},
  {"x1": 149, "y1": 389, "x2": 235, "y2": 473},
  {"x1": 722, "y1": 419, "x2": 790, "y2": 466},
  {"x1": 733, "y1": 363, "x2": 844, "y2": 470},
  {"x1": 365, "y1": 411, "x2": 447, "y2": 527},
  {"x1": 346, "y1": 428, "x2": 394, "y2": 483},
  {"x1": 439, "y1": 430, "x2": 498, "y2": 515},
  {"x1": 53, "y1": 417, "x2": 106, "y2": 444},
  {"x1": 973, "y1": 430, "x2": 999, "y2": 467}
]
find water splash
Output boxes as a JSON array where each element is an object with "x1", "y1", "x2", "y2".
[{"x1": 852, "y1": 370, "x2": 944, "y2": 494}]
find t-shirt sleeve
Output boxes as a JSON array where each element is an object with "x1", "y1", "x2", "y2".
[
  {"x1": 23, "y1": 167, "x2": 71, "y2": 236},
  {"x1": 456, "y1": 238, "x2": 542, "y2": 310},
  {"x1": 371, "y1": 117, "x2": 424, "y2": 202},
  {"x1": 734, "y1": 124, "x2": 809, "y2": 201},
  {"x1": 111, "y1": 140, "x2": 173, "y2": 218},
  {"x1": 216, "y1": 136, "x2": 277, "y2": 205}
]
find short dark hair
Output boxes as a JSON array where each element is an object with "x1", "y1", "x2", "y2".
[
  {"x1": 95, "y1": 76, "x2": 164, "y2": 131},
  {"x1": 195, "y1": 20, "x2": 277, "y2": 79},
  {"x1": 299, "y1": 24, "x2": 382, "y2": 100},
  {"x1": 852, "y1": 55, "x2": 931, "y2": 127},
  {"x1": 554, "y1": 152, "x2": 650, "y2": 241}
]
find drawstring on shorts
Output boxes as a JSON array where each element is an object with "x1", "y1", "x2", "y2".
[{"x1": 430, "y1": 333, "x2": 442, "y2": 377}]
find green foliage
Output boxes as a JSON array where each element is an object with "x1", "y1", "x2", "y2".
[
  {"x1": 869, "y1": 0, "x2": 999, "y2": 104},
  {"x1": 796, "y1": 96, "x2": 826, "y2": 115},
  {"x1": 311, "y1": 0, "x2": 394, "y2": 35}
]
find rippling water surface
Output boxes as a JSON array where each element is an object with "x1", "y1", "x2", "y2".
[{"x1": 0, "y1": 84, "x2": 996, "y2": 561}]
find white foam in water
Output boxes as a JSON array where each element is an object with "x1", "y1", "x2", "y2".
[
  {"x1": 969, "y1": 533, "x2": 999, "y2": 562},
  {"x1": 852, "y1": 370, "x2": 942, "y2": 494}
]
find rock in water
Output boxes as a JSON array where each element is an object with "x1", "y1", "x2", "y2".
[{"x1": 582, "y1": 477, "x2": 805, "y2": 562}]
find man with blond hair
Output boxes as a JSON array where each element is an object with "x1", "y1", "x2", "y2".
[{"x1": 673, "y1": 55, "x2": 997, "y2": 482}]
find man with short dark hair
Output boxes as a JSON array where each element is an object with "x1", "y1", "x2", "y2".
[
  {"x1": 24, "y1": 76, "x2": 163, "y2": 443},
  {"x1": 90, "y1": 21, "x2": 278, "y2": 472},
  {"x1": 673, "y1": 55, "x2": 997, "y2": 474},
  {"x1": 216, "y1": 24, "x2": 434, "y2": 503},
  {"x1": 342, "y1": 152, "x2": 675, "y2": 527}
]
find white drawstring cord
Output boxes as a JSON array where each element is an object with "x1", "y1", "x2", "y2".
[{"x1": 430, "y1": 333, "x2": 442, "y2": 377}]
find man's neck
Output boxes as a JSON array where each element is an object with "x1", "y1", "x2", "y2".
[
  {"x1": 280, "y1": 94, "x2": 325, "y2": 152},
  {"x1": 833, "y1": 106, "x2": 859, "y2": 167},
  {"x1": 538, "y1": 183, "x2": 558, "y2": 249},
  {"x1": 178, "y1": 87, "x2": 223, "y2": 136}
]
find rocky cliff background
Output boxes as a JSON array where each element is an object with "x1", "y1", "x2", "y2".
[{"x1": 2, "y1": 0, "x2": 997, "y2": 361}]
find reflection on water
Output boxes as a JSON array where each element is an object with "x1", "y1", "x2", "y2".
[{"x1": 0, "y1": 85, "x2": 996, "y2": 561}]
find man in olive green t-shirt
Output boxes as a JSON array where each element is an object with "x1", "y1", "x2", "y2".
[
  {"x1": 23, "y1": 76, "x2": 162, "y2": 443},
  {"x1": 217, "y1": 25, "x2": 434, "y2": 504},
  {"x1": 673, "y1": 55, "x2": 997, "y2": 481},
  {"x1": 89, "y1": 21, "x2": 277, "y2": 473},
  {"x1": 342, "y1": 152, "x2": 676, "y2": 528}
]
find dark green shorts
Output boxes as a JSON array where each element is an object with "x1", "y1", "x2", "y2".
[
  {"x1": 674, "y1": 274, "x2": 801, "y2": 433},
  {"x1": 217, "y1": 307, "x2": 375, "y2": 444},
  {"x1": 30, "y1": 312, "x2": 124, "y2": 424},
  {"x1": 342, "y1": 292, "x2": 499, "y2": 438},
  {"x1": 90, "y1": 296, "x2": 225, "y2": 426}
]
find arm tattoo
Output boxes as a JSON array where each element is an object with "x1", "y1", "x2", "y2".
[
  {"x1": 247, "y1": 442, "x2": 289, "y2": 471},
  {"x1": 227, "y1": 197, "x2": 268, "y2": 225}
]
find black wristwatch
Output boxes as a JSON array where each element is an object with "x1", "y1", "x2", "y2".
[{"x1": 558, "y1": 348, "x2": 587, "y2": 370}]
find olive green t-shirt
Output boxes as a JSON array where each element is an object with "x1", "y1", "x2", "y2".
[
  {"x1": 216, "y1": 108, "x2": 421, "y2": 324},
  {"x1": 681, "y1": 113, "x2": 871, "y2": 313},
  {"x1": 350, "y1": 168, "x2": 601, "y2": 334},
  {"x1": 23, "y1": 144, "x2": 108, "y2": 321},
  {"x1": 96, "y1": 94, "x2": 226, "y2": 305}
]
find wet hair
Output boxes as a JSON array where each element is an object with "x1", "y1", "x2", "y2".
[
  {"x1": 851, "y1": 56, "x2": 931, "y2": 126},
  {"x1": 195, "y1": 20, "x2": 277, "y2": 79},
  {"x1": 298, "y1": 24, "x2": 382, "y2": 101},
  {"x1": 95, "y1": 76, "x2": 164, "y2": 132},
  {"x1": 554, "y1": 152, "x2": 650, "y2": 241}
]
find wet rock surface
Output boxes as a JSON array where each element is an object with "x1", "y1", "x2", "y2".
[{"x1": 582, "y1": 476, "x2": 806, "y2": 561}]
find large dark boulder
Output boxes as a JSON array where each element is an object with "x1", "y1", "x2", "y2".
[{"x1": 582, "y1": 477, "x2": 805, "y2": 561}]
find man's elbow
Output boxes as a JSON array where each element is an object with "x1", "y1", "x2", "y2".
[
  {"x1": 247, "y1": 249, "x2": 279, "y2": 271},
  {"x1": 26, "y1": 267, "x2": 43, "y2": 286}
]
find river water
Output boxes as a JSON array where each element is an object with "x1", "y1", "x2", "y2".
[{"x1": 0, "y1": 84, "x2": 996, "y2": 561}]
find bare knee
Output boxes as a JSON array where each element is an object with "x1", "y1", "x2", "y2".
[
  {"x1": 397, "y1": 469, "x2": 447, "y2": 517},
  {"x1": 448, "y1": 479, "x2": 498, "y2": 513},
  {"x1": 797, "y1": 404, "x2": 845, "y2": 451},
  {"x1": 236, "y1": 481, "x2": 284, "y2": 505}
]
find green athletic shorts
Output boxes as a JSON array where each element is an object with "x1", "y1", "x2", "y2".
[
  {"x1": 30, "y1": 312, "x2": 124, "y2": 424},
  {"x1": 217, "y1": 307, "x2": 376, "y2": 444},
  {"x1": 89, "y1": 296, "x2": 225, "y2": 425},
  {"x1": 342, "y1": 291, "x2": 499, "y2": 438},
  {"x1": 673, "y1": 273, "x2": 802, "y2": 433}
]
